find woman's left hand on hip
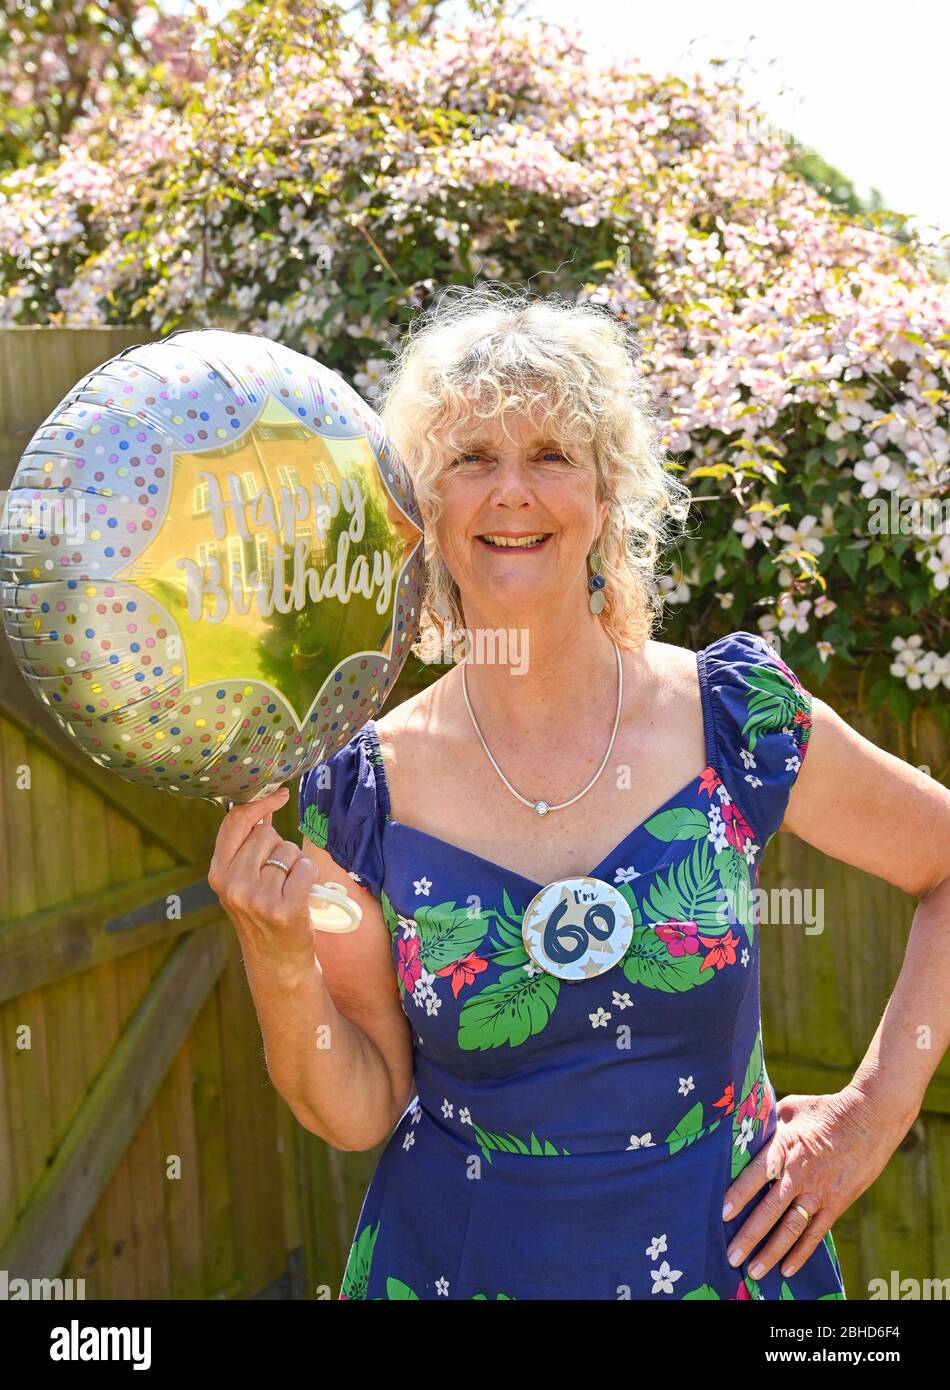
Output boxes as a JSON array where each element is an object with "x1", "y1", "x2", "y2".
[{"x1": 721, "y1": 1083, "x2": 905, "y2": 1280}]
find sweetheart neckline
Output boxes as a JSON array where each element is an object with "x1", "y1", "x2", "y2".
[
  {"x1": 382, "y1": 764, "x2": 722, "y2": 895},
  {"x1": 365, "y1": 643, "x2": 721, "y2": 896}
]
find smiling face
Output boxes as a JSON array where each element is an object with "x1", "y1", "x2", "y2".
[{"x1": 433, "y1": 408, "x2": 610, "y2": 624}]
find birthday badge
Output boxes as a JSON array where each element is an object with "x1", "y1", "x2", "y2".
[{"x1": 521, "y1": 877, "x2": 634, "y2": 982}]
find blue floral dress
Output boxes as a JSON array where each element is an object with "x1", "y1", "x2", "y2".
[{"x1": 298, "y1": 628, "x2": 847, "y2": 1301}]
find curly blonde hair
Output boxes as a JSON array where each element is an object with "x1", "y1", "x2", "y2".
[{"x1": 375, "y1": 283, "x2": 693, "y2": 654}]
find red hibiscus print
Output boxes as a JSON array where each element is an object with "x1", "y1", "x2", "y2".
[
  {"x1": 737, "y1": 1079, "x2": 761, "y2": 1123},
  {"x1": 713, "y1": 1082, "x2": 735, "y2": 1116},
  {"x1": 757, "y1": 1080, "x2": 773, "y2": 1128},
  {"x1": 397, "y1": 934, "x2": 422, "y2": 994},
  {"x1": 654, "y1": 920, "x2": 700, "y2": 956},
  {"x1": 697, "y1": 928, "x2": 740, "y2": 971},
  {"x1": 720, "y1": 798, "x2": 756, "y2": 855},
  {"x1": 732, "y1": 1276, "x2": 752, "y2": 1300},
  {"x1": 436, "y1": 951, "x2": 488, "y2": 998},
  {"x1": 698, "y1": 767, "x2": 722, "y2": 799}
]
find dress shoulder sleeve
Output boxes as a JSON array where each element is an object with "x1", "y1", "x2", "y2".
[
  {"x1": 700, "y1": 628, "x2": 814, "y2": 850},
  {"x1": 297, "y1": 723, "x2": 388, "y2": 899}
]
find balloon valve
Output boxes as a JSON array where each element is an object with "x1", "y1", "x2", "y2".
[{"x1": 308, "y1": 879, "x2": 362, "y2": 933}]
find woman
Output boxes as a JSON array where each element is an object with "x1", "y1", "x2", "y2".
[{"x1": 208, "y1": 285, "x2": 950, "y2": 1301}]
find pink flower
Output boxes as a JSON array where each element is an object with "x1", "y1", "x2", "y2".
[
  {"x1": 397, "y1": 934, "x2": 421, "y2": 994},
  {"x1": 720, "y1": 800, "x2": 756, "y2": 855},
  {"x1": 654, "y1": 920, "x2": 700, "y2": 956}
]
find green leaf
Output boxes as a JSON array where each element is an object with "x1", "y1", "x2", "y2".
[
  {"x1": 621, "y1": 922, "x2": 715, "y2": 993},
  {"x1": 642, "y1": 838, "x2": 725, "y2": 929},
  {"x1": 458, "y1": 967, "x2": 560, "y2": 1050},
  {"x1": 341, "y1": 1220, "x2": 380, "y2": 1300},
  {"x1": 837, "y1": 544, "x2": 863, "y2": 581},
  {"x1": 385, "y1": 1277, "x2": 419, "y2": 1299},
  {"x1": 470, "y1": 1120, "x2": 571, "y2": 1164},
  {"x1": 666, "y1": 1101, "x2": 713, "y2": 1152},
  {"x1": 714, "y1": 848, "x2": 754, "y2": 945},
  {"x1": 682, "y1": 1283, "x2": 722, "y2": 1299},
  {"x1": 731, "y1": 1031, "x2": 765, "y2": 1177},
  {"x1": 414, "y1": 900, "x2": 489, "y2": 972},
  {"x1": 380, "y1": 890, "x2": 401, "y2": 942},
  {"x1": 299, "y1": 804, "x2": 329, "y2": 850},
  {"x1": 741, "y1": 665, "x2": 806, "y2": 751},
  {"x1": 644, "y1": 806, "x2": 710, "y2": 842}
]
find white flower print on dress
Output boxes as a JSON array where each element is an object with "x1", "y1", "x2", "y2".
[
  {"x1": 651, "y1": 1260, "x2": 684, "y2": 1294},
  {"x1": 735, "y1": 1115, "x2": 756, "y2": 1154},
  {"x1": 741, "y1": 947, "x2": 750, "y2": 968},
  {"x1": 399, "y1": 915, "x2": 417, "y2": 938},
  {"x1": 402, "y1": 1130, "x2": 415, "y2": 1151},
  {"x1": 707, "y1": 805, "x2": 729, "y2": 853},
  {"x1": 441, "y1": 1098, "x2": 454, "y2": 1118},
  {"x1": 589, "y1": 1007, "x2": 612, "y2": 1028},
  {"x1": 459, "y1": 1107, "x2": 471, "y2": 1125},
  {"x1": 739, "y1": 747, "x2": 756, "y2": 770},
  {"x1": 614, "y1": 865, "x2": 641, "y2": 884},
  {"x1": 740, "y1": 836, "x2": 760, "y2": 865},
  {"x1": 646, "y1": 1234, "x2": 668, "y2": 1260},
  {"x1": 626, "y1": 1133, "x2": 655, "y2": 1149},
  {"x1": 743, "y1": 772, "x2": 763, "y2": 790},
  {"x1": 413, "y1": 875, "x2": 432, "y2": 897},
  {"x1": 435, "y1": 1276, "x2": 449, "y2": 1296},
  {"x1": 612, "y1": 991, "x2": 633, "y2": 1009},
  {"x1": 785, "y1": 753, "x2": 802, "y2": 773},
  {"x1": 678, "y1": 1075, "x2": 695, "y2": 1097},
  {"x1": 412, "y1": 968, "x2": 440, "y2": 1014}
]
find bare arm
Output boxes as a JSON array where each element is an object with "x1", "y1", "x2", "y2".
[
  {"x1": 782, "y1": 694, "x2": 950, "y2": 1134},
  {"x1": 207, "y1": 789, "x2": 414, "y2": 1151}
]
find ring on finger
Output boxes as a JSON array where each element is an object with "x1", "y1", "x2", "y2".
[{"x1": 264, "y1": 856, "x2": 292, "y2": 874}]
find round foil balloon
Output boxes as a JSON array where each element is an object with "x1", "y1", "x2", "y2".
[{"x1": 0, "y1": 329, "x2": 425, "y2": 805}]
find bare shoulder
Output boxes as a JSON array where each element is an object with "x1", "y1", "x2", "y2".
[
  {"x1": 638, "y1": 635, "x2": 704, "y2": 703},
  {"x1": 372, "y1": 672, "x2": 457, "y2": 765}
]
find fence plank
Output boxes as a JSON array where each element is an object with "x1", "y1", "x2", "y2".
[
  {"x1": 0, "y1": 925, "x2": 229, "y2": 1281},
  {"x1": 0, "y1": 865, "x2": 221, "y2": 1002}
]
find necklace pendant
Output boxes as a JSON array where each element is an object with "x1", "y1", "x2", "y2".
[{"x1": 534, "y1": 800, "x2": 550, "y2": 816}]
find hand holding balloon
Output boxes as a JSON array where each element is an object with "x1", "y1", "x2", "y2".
[{"x1": 208, "y1": 788, "x2": 362, "y2": 981}]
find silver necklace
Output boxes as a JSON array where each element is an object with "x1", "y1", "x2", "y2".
[{"x1": 460, "y1": 641, "x2": 624, "y2": 816}]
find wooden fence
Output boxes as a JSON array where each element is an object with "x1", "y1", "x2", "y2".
[{"x1": 0, "y1": 327, "x2": 947, "y2": 1300}]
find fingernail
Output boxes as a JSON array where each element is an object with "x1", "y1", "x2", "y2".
[
  {"x1": 722, "y1": 1201, "x2": 733, "y2": 1219},
  {"x1": 749, "y1": 1262, "x2": 764, "y2": 1278},
  {"x1": 727, "y1": 1247, "x2": 743, "y2": 1267}
]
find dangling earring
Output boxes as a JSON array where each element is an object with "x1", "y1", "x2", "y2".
[{"x1": 588, "y1": 545, "x2": 606, "y2": 614}]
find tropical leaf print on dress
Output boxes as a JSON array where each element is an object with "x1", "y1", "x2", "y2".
[
  {"x1": 731, "y1": 1029, "x2": 772, "y2": 1178},
  {"x1": 458, "y1": 965, "x2": 561, "y2": 1051},
  {"x1": 340, "y1": 1219, "x2": 379, "y2": 1300},
  {"x1": 740, "y1": 659, "x2": 813, "y2": 760},
  {"x1": 470, "y1": 1120, "x2": 571, "y2": 1163}
]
